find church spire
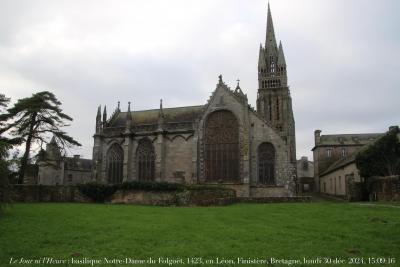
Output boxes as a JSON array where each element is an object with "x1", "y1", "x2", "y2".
[
  {"x1": 265, "y1": 2, "x2": 278, "y2": 55},
  {"x1": 96, "y1": 105, "x2": 101, "y2": 121},
  {"x1": 102, "y1": 105, "x2": 107, "y2": 125},
  {"x1": 277, "y1": 41, "x2": 286, "y2": 67},
  {"x1": 258, "y1": 43, "x2": 266, "y2": 68},
  {"x1": 96, "y1": 105, "x2": 102, "y2": 134}
]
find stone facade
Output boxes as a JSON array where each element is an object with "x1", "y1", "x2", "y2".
[
  {"x1": 320, "y1": 161, "x2": 361, "y2": 196},
  {"x1": 312, "y1": 130, "x2": 382, "y2": 192},
  {"x1": 92, "y1": 4, "x2": 297, "y2": 197},
  {"x1": 37, "y1": 137, "x2": 92, "y2": 185},
  {"x1": 296, "y1": 156, "x2": 314, "y2": 193},
  {"x1": 317, "y1": 126, "x2": 400, "y2": 198}
]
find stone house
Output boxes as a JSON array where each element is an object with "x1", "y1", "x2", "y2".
[
  {"x1": 296, "y1": 156, "x2": 314, "y2": 193},
  {"x1": 91, "y1": 4, "x2": 297, "y2": 197},
  {"x1": 312, "y1": 130, "x2": 382, "y2": 192},
  {"x1": 37, "y1": 137, "x2": 92, "y2": 185},
  {"x1": 318, "y1": 126, "x2": 399, "y2": 198}
]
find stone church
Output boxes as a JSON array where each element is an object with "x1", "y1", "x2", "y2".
[{"x1": 92, "y1": 4, "x2": 297, "y2": 197}]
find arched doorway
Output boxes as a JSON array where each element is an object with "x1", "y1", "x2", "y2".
[
  {"x1": 106, "y1": 143, "x2": 124, "y2": 184},
  {"x1": 136, "y1": 138, "x2": 155, "y2": 181},
  {"x1": 258, "y1": 142, "x2": 275, "y2": 185},
  {"x1": 204, "y1": 110, "x2": 239, "y2": 182}
]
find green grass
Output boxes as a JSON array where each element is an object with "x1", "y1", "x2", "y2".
[{"x1": 0, "y1": 202, "x2": 399, "y2": 267}]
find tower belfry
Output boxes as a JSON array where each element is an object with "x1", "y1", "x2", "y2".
[{"x1": 256, "y1": 3, "x2": 296, "y2": 163}]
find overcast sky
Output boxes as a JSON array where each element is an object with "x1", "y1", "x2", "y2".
[{"x1": 1, "y1": 0, "x2": 399, "y2": 160}]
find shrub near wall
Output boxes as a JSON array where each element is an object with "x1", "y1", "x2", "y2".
[
  {"x1": 77, "y1": 181, "x2": 185, "y2": 203},
  {"x1": 369, "y1": 176, "x2": 400, "y2": 201},
  {"x1": 79, "y1": 182, "x2": 236, "y2": 206}
]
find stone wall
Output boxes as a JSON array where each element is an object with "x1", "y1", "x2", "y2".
[
  {"x1": 164, "y1": 135, "x2": 193, "y2": 184},
  {"x1": 320, "y1": 162, "x2": 361, "y2": 196},
  {"x1": 10, "y1": 185, "x2": 91, "y2": 202},
  {"x1": 249, "y1": 111, "x2": 295, "y2": 195},
  {"x1": 9, "y1": 185, "x2": 236, "y2": 206},
  {"x1": 370, "y1": 176, "x2": 400, "y2": 201},
  {"x1": 250, "y1": 186, "x2": 291, "y2": 197},
  {"x1": 9, "y1": 185, "x2": 311, "y2": 205}
]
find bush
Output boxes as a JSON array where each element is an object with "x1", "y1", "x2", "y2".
[
  {"x1": 77, "y1": 181, "x2": 185, "y2": 202},
  {"x1": 356, "y1": 128, "x2": 400, "y2": 178},
  {"x1": 120, "y1": 181, "x2": 184, "y2": 192},
  {"x1": 77, "y1": 183, "x2": 118, "y2": 203}
]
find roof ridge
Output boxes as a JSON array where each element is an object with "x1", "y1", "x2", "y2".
[
  {"x1": 118, "y1": 105, "x2": 204, "y2": 113},
  {"x1": 321, "y1": 133, "x2": 382, "y2": 137}
]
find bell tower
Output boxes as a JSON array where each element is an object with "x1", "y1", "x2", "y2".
[{"x1": 256, "y1": 3, "x2": 296, "y2": 163}]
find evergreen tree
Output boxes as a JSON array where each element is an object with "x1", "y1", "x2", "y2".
[
  {"x1": 0, "y1": 94, "x2": 12, "y2": 212},
  {"x1": 3, "y1": 91, "x2": 81, "y2": 184},
  {"x1": 356, "y1": 127, "x2": 400, "y2": 177}
]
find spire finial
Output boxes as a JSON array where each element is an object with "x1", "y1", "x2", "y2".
[
  {"x1": 103, "y1": 105, "x2": 107, "y2": 123},
  {"x1": 126, "y1": 101, "x2": 132, "y2": 124},
  {"x1": 96, "y1": 105, "x2": 101, "y2": 119},
  {"x1": 218, "y1": 74, "x2": 223, "y2": 85},
  {"x1": 118, "y1": 101, "x2": 120, "y2": 109},
  {"x1": 236, "y1": 78, "x2": 240, "y2": 87},
  {"x1": 158, "y1": 99, "x2": 165, "y2": 128},
  {"x1": 265, "y1": 1, "x2": 277, "y2": 49}
]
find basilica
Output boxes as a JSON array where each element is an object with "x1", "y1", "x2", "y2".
[{"x1": 92, "y1": 4, "x2": 297, "y2": 197}]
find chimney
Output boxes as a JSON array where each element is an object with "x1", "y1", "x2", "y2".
[{"x1": 314, "y1": 130, "x2": 321, "y2": 145}]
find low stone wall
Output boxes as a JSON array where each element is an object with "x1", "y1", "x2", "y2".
[
  {"x1": 9, "y1": 185, "x2": 236, "y2": 206},
  {"x1": 9, "y1": 185, "x2": 313, "y2": 205},
  {"x1": 10, "y1": 185, "x2": 91, "y2": 203},
  {"x1": 369, "y1": 176, "x2": 400, "y2": 201},
  {"x1": 238, "y1": 196, "x2": 312, "y2": 203},
  {"x1": 249, "y1": 186, "x2": 292, "y2": 197}
]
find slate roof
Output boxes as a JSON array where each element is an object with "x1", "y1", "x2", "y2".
[
  {"x1": 319, "y1": 132, "x2": 387, "y2": 176},
  {"x1": 313, "y1": 133, "x2": 383, "y2": 150},
  {"x1": 64, "y1": 157, "x2": 92, "y2": 171},
  {"x1": 109, "y1": 105, "x2": 204, "y2": 127},
  {"x1": 319, "y1": 150, "x2": 360, "y2": 177}
]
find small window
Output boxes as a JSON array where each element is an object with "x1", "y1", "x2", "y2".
[
  {"x1": 341, "y1": 148, "x2": 346, "y2": 157},
  {"x1": 68, "y1": 174, "x2": 73, "y2": 182},
  {"x1": 327, "y1": 148, "x2": 332, "y2": 157},
  {"x1": 302, "y1": 161, "x2": 308, "y2": 170}
]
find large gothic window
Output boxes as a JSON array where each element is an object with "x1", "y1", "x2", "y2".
[
  {"x1": 106, "y1": 143, "x2": 124, "y2": 184},
  {"x1": 258, "y1": 142, "x2": 275, "y2": 185},
  {"x1": 205, "y1": 110, "x2": 239, "y2": 182},
  {"x1": 136, "y1": 138, "x2": 155, "y2": 181}
]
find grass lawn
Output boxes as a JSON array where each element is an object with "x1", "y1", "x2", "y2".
[{"x1": 0, "y1": 202, "x2": 399, "y2": 267}]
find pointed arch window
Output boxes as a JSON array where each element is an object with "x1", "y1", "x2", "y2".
[
  {"x1": 258, "y1": 142, "x2": 275, "y2": 185},
  {"x1": 136, "y1": 138, "x2": 155, "y2": 181},
  {"x1": 106, "y1": 143, "x2": 124, "y2": 184},
  {"x1": 205, "y1": 110, "x2": 239, "y2": 182}
]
